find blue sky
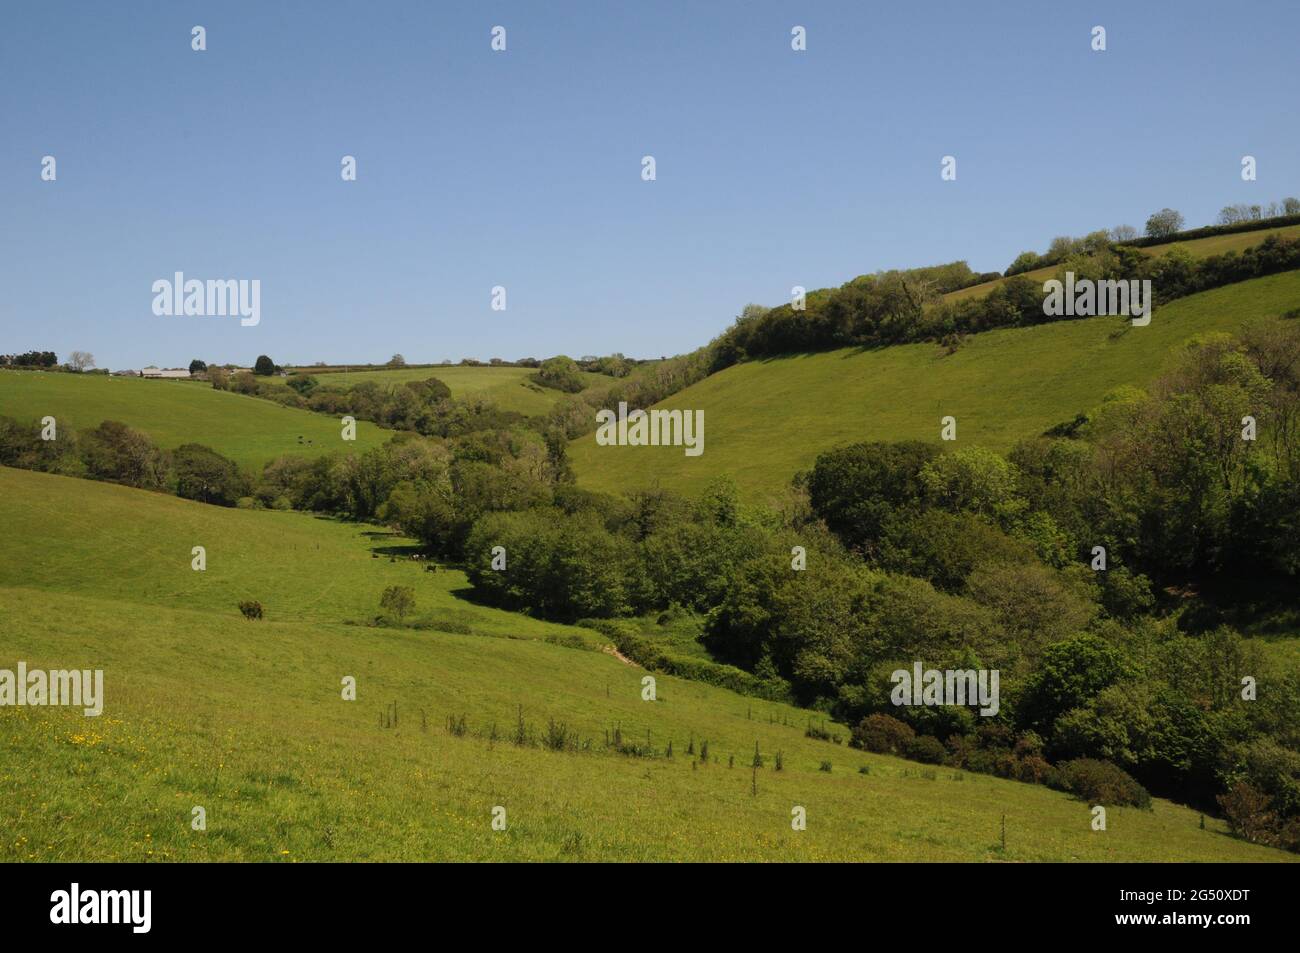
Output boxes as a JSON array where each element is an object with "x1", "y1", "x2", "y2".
[{"x1": 2, "y1": 0, "x2": 1297, "y2": 369}]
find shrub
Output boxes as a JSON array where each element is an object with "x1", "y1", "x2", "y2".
[
  {"x1": 533, "y1": 355, "x2": 586, "y2": 393},
  {"x1": 805, "y1": 719, "x2": 840, "y2": 743},
  {"x1": 1014, "y1": 755, "x2": 1059, "y2": 786},
  {"x1": 905, "y1": 735, "x2": 948, "y2": 765},
  {"x1": 852, "y1": 713, "x2": 915, "y2": 754},
  {"x1": 1218, "y1": 781, "x2": 1300, "y2": 852},
  {"x1": 379, "y1": 585, "x2": 416, "y2": 621},
  {"x1": 1229, "y1": 738, "x2": 1300, "y2": 816},
  {"x1": 1013, "y1": 731, "x2": 1045, "y2": 760},
  {"x1": 80, "y1": 420, "x2": 169, "y2": 490},
  {"x1": 1054, "y1": 758, "x2": 1151, "y2": 809},
  {"x1": 286, "y1": 375, "x2": 318, "y2": 396},
  {"x1": 543, "y1": 718, "x2": 571, "y2": 751},
  {"x1": 173, "y1": 443, "x2": 247, "y2": 506},
  {"x1": 238, "y1": 600, "x2": 263, "y2": 620},
  {"x1": 1218, "y1": 782, "x2": 1277, "y2": 844}
]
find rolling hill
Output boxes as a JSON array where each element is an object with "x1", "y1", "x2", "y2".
[
  {"x1": 0, "y1": 371, "x2": 390, "y2": 469},
  {"x1": 1, "y1": 465, "x2": 1287, "y2": 862},
  {"x1": 570, "y1": 270, "x2": 1300, "y2": 503}
]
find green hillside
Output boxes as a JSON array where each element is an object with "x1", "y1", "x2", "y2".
[
  {"x1": 0, "y1": 465, "x2": 583, "y2": 640},
  {"x1": 0, "y1": 371, "x2": 389, "y2": 469},
  {"x1": 276, "y1": 365, "x2": 614, "y2": 416},
  {"x1": 571, "y1": 270, "x2": 1300, "y2": 502},
  {"x1": 1, "y1": 465, "x2": 1286, "y2": 862}
]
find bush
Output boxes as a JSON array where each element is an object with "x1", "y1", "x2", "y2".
[
  {"x1": 173, "y1": 443, "x2": 247, "y2": 506},
  {"x1": 379, "y1": 585, "x2": 415, "y2": 621},
  {"x1": 1218, "y1": 782, "x2": 1277, "y2": 845},
  {"x1": 1054, "y1": 758, "x2": 1151, "y2": 809},
  {"x1": 80, "y1": 420, "x2": 168, "y2": 490},
  {"x1": 852, "y1": 713, "x2": 915, "y2": 754},
  {"x1": 1013, "y1": 731, "x2": 1045, "y2": 760},
  {"x1": 286, "y1": 375, "x2": 317, "y2": 396},
  {"x1": 533, "y1": 355, "x2": 586, "y2": 393},
  {"x1": 1014, "y1": 755, "x2": 1059, "y2": 786},
  {"x1": 805, "y1": 719, "x2": 840, "y2": 743},
  {"x1": 238, "y1": 600, "x2": 264, "y2": 620},
  {"x1": 904, "y1": 734, "x2": 948, "y2": 765},
  {"x1": 543, "y1": 718, "x2": 572, "y2": 752}
]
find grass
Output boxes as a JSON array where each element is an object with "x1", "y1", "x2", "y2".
[
  {"x1": 0, "y1": 371, "x2": 389, "y2": 469},
  {"x1": 570, "y1": 270, "x2": 1300, "y2": 504},
  {"x1": 944, "y1": 223, "x2": 1300, "y2": 303},
  {"x1": 273, "y1": 364, "x2": 614, "y2": 416},
  {"x1": 0, "y1": 466, "x2": 583, "y2": 641},
  {"x1": 1, "y1": 465, "x2": 1289, "y2": 861}
]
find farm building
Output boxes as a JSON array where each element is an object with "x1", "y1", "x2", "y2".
[{"x1": 140, "y1": 366, "x2": 191, "y2": 379}]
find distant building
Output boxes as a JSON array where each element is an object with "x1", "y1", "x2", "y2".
[
  {"x1": 140, "y1": 366, "x2": 191, "y2": 379},
  {"x1": 112, "y1": 369, "x2": 139, "y2": 377}
]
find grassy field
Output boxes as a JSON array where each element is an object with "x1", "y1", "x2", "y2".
[
  {"x1": 0, "y1": 466, "x2": 585, "y2": 640},
  {"x1": 571, "y1": 270, "x2": 1300, "y2": 503},
  {"x1": 1, "y1": 465, "x2": 1288, "y2": 862},
  {"x1": 275, "y1": 365, "x2": 613, "y2": 416},
  {"x1": 0, "y1": 371, "x2": 389, "y2": 469},
  {"x1": 944, "y1": 223, "x2": 1300, "y2": 303}
]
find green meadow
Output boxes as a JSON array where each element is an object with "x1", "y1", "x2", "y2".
[
  {"x1": 277, "y1": 364, "x2": 613, "y2": 416},
  {"x1": 0, "y1": 371, "x2": 389, "y2": 469},
  {"x1": 570, "y1": 270, "x2": 1300, "y2": 503},
  {"x1": 0, "y1": 466, "x2": 583, "y2": 641},
  {"x1": 0, "y1": 466, "x2": 1288, "y2": 862}
]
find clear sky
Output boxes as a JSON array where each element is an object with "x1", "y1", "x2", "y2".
[{"x1": 2, "y1": 0, "x2": 1297, "y2": 369}]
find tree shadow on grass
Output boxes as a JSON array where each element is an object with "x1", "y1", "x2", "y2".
[
  {"x1": 446, "y1": 577, "x2": 509, "y2": 611},
  {"x1": 1176, "y1": 574, "x2": 1300, "y2": 639},
  {"x1": 370, "y1": 543, "x2": 424, "y2": 558}
]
